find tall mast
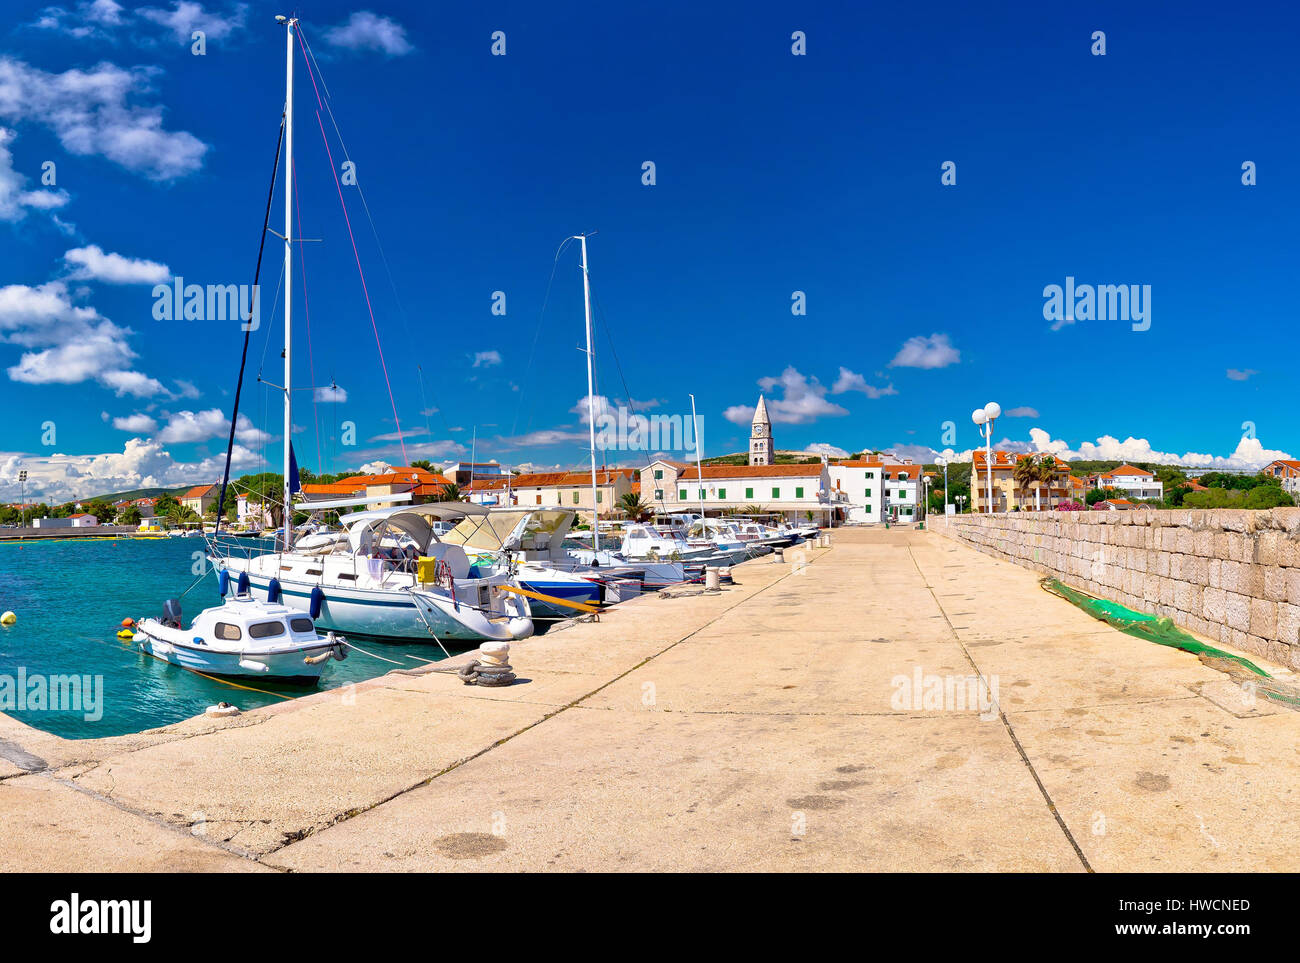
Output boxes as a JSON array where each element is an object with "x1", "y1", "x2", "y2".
[
  {"x1": 281, "y1": 16, "x2": 295, "y2": 549},
  {"x1": 578, "y1": 233, "x2": 600, "y2": 553},
  {"x1": 690, "y1": 393, "x2": 705, "y2": 529}
]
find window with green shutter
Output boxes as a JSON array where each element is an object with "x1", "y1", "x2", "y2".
[
  {"x1": 654, "y1": 469, "x2": 663, "y2": 479},
  {"x1": 596, "y1": 491, "x2": 602, "y2": 504},
  {"x1": 745, "y1": 487, "x2": 753, "y2": 499},
  {"x1": 698, "y1": 488, "x2": 706, "y2": 500},
  {"x1": 655, "y1": 489, "x2": 664, "y2": 500},
  {"x1": 717, "y1": 489, "x2": 726, "y2": 499},
  {"x1": 865, "y1": 488, "x2": 872, "y2": 498},
  {"x1": 679, "y1": 489, "x2": 687, "y2": 500},
  {"x1": 795, "y1": 487, "x2": 804, "y2": 498},
  {"x1": 573, "y1": 491, "x2": 580, "y2": 504},
  {"x1": 771, "y1": 487, "x2": 780, "y2": 498}
]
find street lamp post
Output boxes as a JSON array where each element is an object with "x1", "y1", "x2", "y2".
[
  {"x1": 936, "y1": 456, "x2": 949, "y2": 514},
  {"x1": 18, "y1": 470, "x2": 26, "y2": 529},
  {"x1": 956, "y1": 494, "x2": 966, "y2": 514},
  {"x1": 971, "y1": 402, "x2": 1001, "y2": 513},
  {"x1": 923, "y1": 476, "x2": 931, "y2": 522}
]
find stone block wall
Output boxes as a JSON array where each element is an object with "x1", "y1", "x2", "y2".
[{"x1": 939, "y1": 509, "x2": 1300, "y2": 670}]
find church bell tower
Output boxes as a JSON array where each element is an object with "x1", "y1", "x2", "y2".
[{"x1": 749, "y1": 395, "x2": 773, "y2": 466}]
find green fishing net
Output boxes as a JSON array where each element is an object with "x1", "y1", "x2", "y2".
[{"x1": 1040, "y1": 576, "x2": 1300, "y2": 709}]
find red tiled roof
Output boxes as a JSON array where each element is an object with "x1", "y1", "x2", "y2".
[
  {"x1": 181, "y1": 484, "x2": 217, "y2": 499},
  {"x1": 677, "y1": 463, "x2": 824, "y2": 480},
  {"x1": 831, "y1": 459, "x2": 885, "y2": 468},
  {"x1": 972, "y1": 451, "x2": 1070, "y2": 470}
]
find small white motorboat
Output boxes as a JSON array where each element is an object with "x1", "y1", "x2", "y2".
[{"x1": 134, "y1": 595, "x2": 347, "y2": 684}]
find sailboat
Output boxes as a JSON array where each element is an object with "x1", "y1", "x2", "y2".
[{"x1": 205, "y1": 17, "x2": 533, "y2": 646}]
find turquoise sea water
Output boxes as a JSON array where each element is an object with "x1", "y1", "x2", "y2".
[{"x1": 0, "y1": 536, "x2": 451, "y2": 740}]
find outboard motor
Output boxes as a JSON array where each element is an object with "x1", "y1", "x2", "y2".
[{"x1": 162, "y1": 598, "x2": 183, "y2": 628}]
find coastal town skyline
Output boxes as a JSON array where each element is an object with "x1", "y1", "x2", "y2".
[{"x1": 2, "y1": 0, "x2": 1296, "y2": 504}]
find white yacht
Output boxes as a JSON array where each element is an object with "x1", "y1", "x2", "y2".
[{"x1": 211, "y1": 503, "x2": 533, "y2": 644}]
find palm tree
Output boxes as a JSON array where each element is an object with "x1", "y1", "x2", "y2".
[
  {"x1": 1035, "y1": 455, "x2": 1058, "y2": 510},
  {"x1": 1012, "y1": 455, "x2": 1038, "y2": 511},
  {"x1": 437, "y1": 482, "x2": 464, "y2": 502},
  {"x1": 618, "y1": 491, "x2": 652, "y2": 520}
]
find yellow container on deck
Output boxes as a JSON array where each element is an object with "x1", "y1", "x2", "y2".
[{"x1": 416, "y1": 557, "x2": 438, "y2": 584}]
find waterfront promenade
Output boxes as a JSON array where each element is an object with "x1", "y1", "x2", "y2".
[{"x1": 3, "y1": 526, "x2": 1300, "y2": 872}]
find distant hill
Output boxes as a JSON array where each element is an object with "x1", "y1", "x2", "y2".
[
  {"x1": 700, "y1": 450, "x2": 826, "y2": 466},
  {"x1": 66, "y1": 485, "x2": 189, "y2": 506}
]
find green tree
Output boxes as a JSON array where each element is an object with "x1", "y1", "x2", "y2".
[
  {"x1": 119, "y1": 505, "x2": 142, "y2": 526},
  {"x1": 436, "y1": 483, "x2": 464, "y2": 502},
  {"x1": 1086, "y1": 487, "x2": 1121, "y2": 506},
  {"x1": 618, "y1": 491, "x2": 652, "y2": 520}
]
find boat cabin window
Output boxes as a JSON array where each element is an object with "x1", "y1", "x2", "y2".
[
  {"x1": 248, "y1": 621, "x2": 286, "y2": 639},
  {"x1": 289, "y1": 617, "x2": 315, "y2": 633},
  {"x1": 215, "y1": 622, "x2": 242, "y2": 641}
]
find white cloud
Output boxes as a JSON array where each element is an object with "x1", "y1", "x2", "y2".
[
  {"x1": 933, "y1": 427, "x2": 1292, "y2": 472},
  {"x1": 806, "y1": 442, "x2": 849, "y2": 458},
  {"x1": 889, "y1": 333, "x2": 961, "y2": 369},
  {"x1": 29, "y1": 0, "x2": 126, "y2": 40},
  {"x1": 472, "y1": 350, "x2": 502, "y2": 368},
  {"x1": 112, "y1": 412, "x2": 159, "y2": 433},
  {"x1": 0, "y1": 284, "x2": 164, "y2": 396},
  {"x1": 0, "y1": 436, "x2": 264, "y2": 504},
  {"x1": 0, "y1": 128, "x2": 69, "y2": 223},
  {"x1": 504, "y1": 428, "x2": 589, "y2": 447},
  {"x1": 0, "y1": 57, "x2": 208, "y2": 180},
  {"x1": 156, "y1": 407, "x2": 271, "y2": 445},
  {"x1": 1005, "y1": 406, "x2": 1039, "y2": 418},
  {"x1": 137, "y1": 2, "x2": 248, "y2": 43},
  {"x1": 323, "y1": 11, "x2": 414, "y2": 56},
  {"x1": 314, "y1": 384, "x2": 347, "y2": 403},
  {"x1": 831, "y1": 366, "x2": 897, "y2": 398},
  {"x1": 173, "y1": 378, "x2": 200, "y2": 399},
  {"x1": 723, "y1": 367, "x2": 848, "y2": 426},
  {"x1": 1226, "y1": 368, "x2": 1258, "y2": 382},
  {"x1": 64, "y1": 244, "x2": 170, "y2": 284}
]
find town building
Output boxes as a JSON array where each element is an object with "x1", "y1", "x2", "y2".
[
  {"x1": 466, "y1": 469, "x2": 638, "y2": 513},
  {"x1": 639, "y1": 459, "x2": 842, "y2": 524},
  {"x1": 1262, "y1": 460, "x2": 1300, "y2": 496},
  {"x1": 180, "y1": 484, "x2": 220, "y2": 516},
  {"x1": 1091, "y1": 464, "x2": 1163, "y2": 501},
  {"x1": 443, "y1": 462, "x2": 511, "y2": 487},
  {"x1": 33, "y1": 514, "x2": 98, "y2": 528},
  {"x1": 299, "y1": 465, "x2": 452, "y2": 509},
  {"x1": 827, "y1": 459, "x2": 885, "y2": 523},
  {"x1": 970, "y1": 451, "x2": 1073, "y2": 512}
]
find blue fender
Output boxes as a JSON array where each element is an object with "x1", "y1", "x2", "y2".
[
  {"x1": 267, "y1": 578, "x2": 281, "y2": 604},
  {"x1": 309, "y1": 586, "x2": 324, "y2": 619},
  {"x1": 236, "y1": 571, "x2": 250, "y2": 596},
  {"x1": 217, "y1": 569, "x2": 230, "y2": 597}
]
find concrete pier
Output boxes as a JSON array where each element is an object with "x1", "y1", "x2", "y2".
[{"x1": 4, "y1": 526, "x2": 1300, "y2": 871}]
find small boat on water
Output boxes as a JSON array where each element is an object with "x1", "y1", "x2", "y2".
[{"x1": 134, "y1": 595, "x2": 347, "y2": 684}]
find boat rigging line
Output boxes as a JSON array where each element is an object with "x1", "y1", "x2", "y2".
[
  {"x1": 295, "y1": 26, "x2": 408, "y2": 468},
  {"x1": 214, "y1": 116, "x2": 285, "y2": 536}
]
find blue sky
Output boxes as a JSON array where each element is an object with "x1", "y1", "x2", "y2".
[{"x1": 1, "y1": 0, "x2": 1297, "y2": 502}]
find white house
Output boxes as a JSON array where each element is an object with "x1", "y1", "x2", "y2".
[
  {"x1": 882, "y1": 465, "x2": 922, "y2": 523},
  {"x1": 827, "y1": 459, "x2": 885, "y2": 523},
  {"x1": 1093, "y1": 464, "x2": 1163, "y2": 502},
  {"x1": 1262, "y1": 460, "x2": 1300, "y2": 496},
  {"x1": 34, "y1": 514, "x2": 98, "y2": 529},
  {"x1": 639, "y1": 459, "x2": 843, "y2": 524}
]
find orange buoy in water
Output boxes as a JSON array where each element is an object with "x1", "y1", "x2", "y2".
[{"x1": 121, "y1": 617, "x2": 135, "y2": 628}]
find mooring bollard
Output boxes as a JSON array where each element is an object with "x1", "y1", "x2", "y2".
[
  {"x1": 459, "y1": 640, "x2": 517, "y2": 686},
  {"x1": 774, "y1": 547, "x2": 785, "y2": 563},
  {"x1": 718, "y1": 566, "x2": 734, "y2": 585},
  {"x1": 705, "y1": 568, "x2": 721, "y2": 592}
]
